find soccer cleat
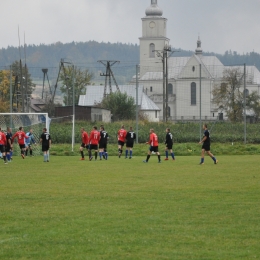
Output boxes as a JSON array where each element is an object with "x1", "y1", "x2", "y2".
[
  {"x1": 143, "y1": 160, "x2": 147, "y2": 163},
  {"x1": 158, "y1": 161, "x2": 161, "y2": 163},
  {"x1": 21, "y1": 154, "x2": 25, "y2": 159},
  {"x1": 89, "y1": 157, "x2": 93, "y2": 161},
  {"x1": 47, "y1": 160, "x2": 49, "y2": 162},
  {"x1": 4, "y1": 161, "x2": 8, "y2": 164},
  {"x1": 172, "y1": 158, "x2": 176, "y2": 161},
  {"x1": 214, "y1": 160, "x2": 218, "y2": 164},
  {"x1": 125, "y1": 157, "x2": 128, "y2": 159},
  {"x1": 129, "y1": 157, "x2": 132, "y2": 159},
  {"x1": 80, "y1": 158, "x2": 85, "y2": 160},
  {"x1": 164, "y1": 158, "x2": 169, "y2": 161},
  {"x1": 199, "y1": 162, "x2": 204, "y2": 165}
]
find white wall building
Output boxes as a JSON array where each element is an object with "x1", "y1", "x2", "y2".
[{"x1": 139, "y1": 0, "x2": 260, "y2": 121}]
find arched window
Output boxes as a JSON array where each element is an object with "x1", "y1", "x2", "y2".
[
  {"x1": 244, "y1": 89, "x2": 249, "y2": 97},
  {"x1": 149, "y1": 43, "x2": 155, "y2": 58},
  {"x1": 191, "y1": 82, "x2": 196, "y2": 105},
  {"x1": 168, "y1": 83, "x2": 173, "y2": 95},
  {"x1": 167, "y1": 106, "x2": 171, "y2": 117},
  {"x1": 150, "y1": 86, "x2": 153, "y2": 92}
]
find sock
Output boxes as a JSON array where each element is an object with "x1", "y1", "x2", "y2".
[
  {"x1": 44, "y1": 154, "x2": 47, "y2": 162},
  {"x1": 95, "y1": 152, "x2": 97, "y2": 160},
  {"x1": 25, "y1": 150, "x2": 28, "y2": 156},
  {"x1": 158, "y1": 155, "x2": 161, "y2": 162},
  {"x1": 80, "y1": 151, "x2": 84, "y2": 158},
  {"x1": 146, "y1": 155, "x2": 150, "y2": 162},
  {"x1": 30, "y1": 150, "x2": 32, "y2": 156},
  {"x1": 165, "y1": 150, "x2": 168, "y2": 158},
  {"x1": 200, "y1": 158, "x2": 204, "y2": 163},
  {"x1": 171, "y1": 152, "x2": 175, "y2": 159},
  {"x1": 3, "y1": 155, "x2": 6, "y2": 162},
  {"x1": 10, "y1": 151, "x2": 13, "y2": 157},
  {"x1": 105, "y1": 152, "x2": 108, "y2": 160},
  {"x1": 89, "y1": 151, "x2": 92, "y2": 158},
  {"x1": 47, "y1": 152, "x2": 50, "y2": 161},
  {"x1": 125, "y1": 150, "x2": 128, "y2": 157},
  {"x1": 99, "y1": 152, "x2": 102, "y2": 159},
  {"x1": 7, "y1": 154, "x2": 10, "y2": 161},
  {"x1": 130, "y1": 150, "x2": 132, "y2": 157},
  {"x1": 212, "y1": 157, "x2": 216, "y2": 162}
]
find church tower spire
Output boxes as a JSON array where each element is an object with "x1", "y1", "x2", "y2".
[
  {"x1": 195, "y1": 36, "x2": 203, "y2": 56},
  {"x1": 145, "y1": 0, "x2": 163, "y2": 16}
]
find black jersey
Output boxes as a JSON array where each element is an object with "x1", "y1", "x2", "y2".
[
  {"x1": 99, "y1": 130, "x2": 109, "y2": 143},
  {"x1": 165, "y1": 132, "x2": 173, "y2": 145},
  {"x1": 6, "y1": 132, "x2": 12, "y2": 146},
  {"x1": 203, "y1": 130, "x2": 210, "y2": 145},
  {"x1": 126, "y1": 131, "x2": 136, "y2": 143},
  {"x1": 41, "y1": 132, "x2": 51, "y2": 145}
]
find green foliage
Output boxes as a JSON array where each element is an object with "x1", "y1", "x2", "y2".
[
  {"x1": 1, "y1": 156, "x2": 260, "y2": 259},
  {"x1": 49, "y1": 120, "x2": 260, "y2": 144},
  {"x1": 99, "y1": 92, "x2": 135, "y2": 121},
  {"x1": 59, "y1": 65, "x2": 93, "y2": 105}
]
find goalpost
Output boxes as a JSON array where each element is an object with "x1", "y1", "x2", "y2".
[{"x1": 0, "y1": 113, "x2": 49, "y2": 156}]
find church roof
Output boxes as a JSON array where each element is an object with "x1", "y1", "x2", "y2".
[
  {"x1": 78, "y1": 85, "x2": 160, "y2": 111},
  {"x1": 145, "y1": 0, "x2": 163, "y2": 17}
]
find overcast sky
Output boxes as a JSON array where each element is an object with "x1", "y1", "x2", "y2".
[{"x1": 1, "y1": 0, "x2": 260, "y2": 54}]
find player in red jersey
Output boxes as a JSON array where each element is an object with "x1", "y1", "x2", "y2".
[
  {"x1": 0, "y1": 127, "x2": 7, "y2": 164},
  {"x1": 12, "y1": 126, "x2": 29, "y2": 159},
  {"x1": 88, "y1": 126, "x2": 100, "y2": 161},
  {"x1": 79, "y1": 128, "x2": 89, "y2": 160},
  {"x1": 143, "y1": 129, "x2": 161, "y2": 163},
  {"x1": 117, "y1": 125, "x2": 127, "y2": 158}
]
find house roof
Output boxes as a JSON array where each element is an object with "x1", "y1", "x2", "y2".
[
  {"x1": 30, "y1": 98, "x2": 46, "y2": 112},
  {"x1": 78, "y1": 85, "x2": 160, "y2": 111}
]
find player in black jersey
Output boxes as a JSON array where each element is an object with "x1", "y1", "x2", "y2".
[
  {"x1": 125, "y1": 127, "x2": 136, "y2": 159},
  {"x1": 199, "y1": 124, "x2": 218, "y2": 165},
  {"x1": 99, "y1": 125, "x2": 109, "y2": 160},
  {"x1": 5, "y1": 127, "x2": 13, "y2": 162},
  {"x1": 164, "y1": 128, "x2": 175, "y2": 160},
  {"x1": 40, "y1": 128, "x2": 51, "y2": 162}
]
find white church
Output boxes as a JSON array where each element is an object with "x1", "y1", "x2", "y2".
[{"x1": 138, "y1": 0, "x2": 260, "y2": 121}]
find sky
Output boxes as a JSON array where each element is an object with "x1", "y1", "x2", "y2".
[{"x1": 1, "y1": 0, "x2": 260, "y2": 54}]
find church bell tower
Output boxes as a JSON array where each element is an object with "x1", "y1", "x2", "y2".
[{"x1": 139, "y1": 0, "x2": 170, "y2": 77}]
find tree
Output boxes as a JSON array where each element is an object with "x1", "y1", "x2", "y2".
[
  {"x1": 0, "y1": 70, "x2": 11, "y2": 112},
  {"x1": 99, "y1": 91, "x2": 135, "y2": 121},
  {"x1": 60, "y1": 66, "x2": 93, "y2": 106},
  {"x1": 246, "y1": 91, "x2": 260, "y2": 122},
  {"x1": 212, "y1": 68, "x2": 244, "y2": 122}
]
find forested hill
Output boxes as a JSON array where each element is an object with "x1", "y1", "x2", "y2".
[{"x1": 1, "y1": 40, "x2": 260, "y2": 77}]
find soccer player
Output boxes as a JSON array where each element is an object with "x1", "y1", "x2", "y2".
[
  {"x1": 199, "y1": 124, "x2": 218, "y2": 165},
  {"x1": 164, "y1": 128, "x2": 175, "y2": 161},
  {"x1": 25, "y1": 129, "x2": 36, "y2": 157},
  {"x1": 125, "y1": 126, "x2": 136, "y2": 159},
  {"x1": 40, "y1": 127, "x2": 51, "y2": 162},
  {"x1": 143, "y1": 129, "x2": 161, "y2": 163},
  {"x1": 117, "y1": 125, "x2": 127, "y2": 158},
  {"x1": 88, "y1": 126, "x2": 100, "y2": 161},
  {"x1": 5, "y1": 127, "x2": 13, "y2": 162},
  {"x1": 99, "y1": 125, "x2": 109, "y2": 160},
  {"x1": 79, "y1": 128, "x2": 89, "y2": 160},
  {"x1": 12, "y1": 126, "x2": 29, "y2": 159},
  {"x1": 0, "y1": 127, "x2": 7, "y2": 164}
]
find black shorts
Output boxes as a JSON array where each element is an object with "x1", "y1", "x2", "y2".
[
  {"x1": 0, "y1": 145, "x2": 5, "y2": 153},
  {"x1": 165, "y1": 143, "x2": 173, "y2": 150},
  {"x1": 99, "y1": 142, "x2": 107, "y2": 149},
  {"x1": 149, "y1": 146, "x2": 159, "y2": 153},
  {"x1": 81, "y1": 143, "x2": 88, "y2": 149},
  {"x1": 202, "y1": 143, "x2": 210, "y2": 151},
  {"x1": 19, "y1": 144, "x2": 25, "y2": 149},
  {"x1": 89, "y1": 144, "x2": 98, "y2": 150},
  {"x1": 42, "y1": 145, "x2": 49, "y2": 152},
  {"x1": 126, "y1": 141, "x2": 134, "y2": 148},
  {"x1": 5, "y1": 145, "x2": 11, "y2": 153},
  {"x1": 118, "y1": 141, "x2": 125, "y2": 147}
]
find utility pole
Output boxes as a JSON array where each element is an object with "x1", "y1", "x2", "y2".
[{"x1": 98, "y1": 60, "x2": 120, "y2": 97}]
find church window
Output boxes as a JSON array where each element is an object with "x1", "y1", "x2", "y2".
[
  {"x1": 150, "y1": 86, "x2": 153, "y2": 92},
  {"x1": 244, "y1": 88, "x2": 249, "y2": 97},
  {"x1": 168, "y1": 83, "x2": 173, "y2": 94},
  {"x1": 167, "y1": 106, "x2": 171, "y2": 117},
  {"x1": 192, "y1": 66, "x2": 195, "y2": 72},
  {"x1": 149, "y1": 43, "x2": 155, "y2": 58},
  {"x1": 191, "y1": 82, "x2": 196, "y2": 105}
]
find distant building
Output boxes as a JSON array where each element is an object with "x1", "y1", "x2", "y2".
[
  {"x1": 139, "y1": 0, "x2": 260, "y2": 121},
  {"x1": 78, "y1": 85, "x2": 161, "y2": 122}
]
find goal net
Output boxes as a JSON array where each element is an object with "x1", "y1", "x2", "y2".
[{"x1": 0, "y1": 113, "x2": 49, "y2": 156}]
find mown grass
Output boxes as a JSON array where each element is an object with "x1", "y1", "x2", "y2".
[{"x1": 0, "y1": 155, "x2": 259, "y2": 259}]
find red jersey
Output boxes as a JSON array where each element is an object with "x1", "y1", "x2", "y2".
[
  {"x1": 118, "y1": 129, "x2": 127, "y2": 142},
  {"x1": 12, "y1": 131, "x2": 28, "y2": 145},
  {"x1": 0, "y1": 132, "x2": 7, "y2": 146},
  {"x1": 82, "y1": 131, "x2": 89, "y2": 144},
  {"x1": 149, "y1": 133, "x2": 159, "y2": 147},
  {"x1": 89, "y1": 130, "x2": 100, "y2": 145}
]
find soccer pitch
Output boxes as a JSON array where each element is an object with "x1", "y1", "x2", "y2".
[{"x1": 1, "y1": 155, "x2": 259, "y2": 259}]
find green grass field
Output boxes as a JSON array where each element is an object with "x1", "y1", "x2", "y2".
[{"x1": 1, "y1": 155, "x2": 259, "y2": 259}]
